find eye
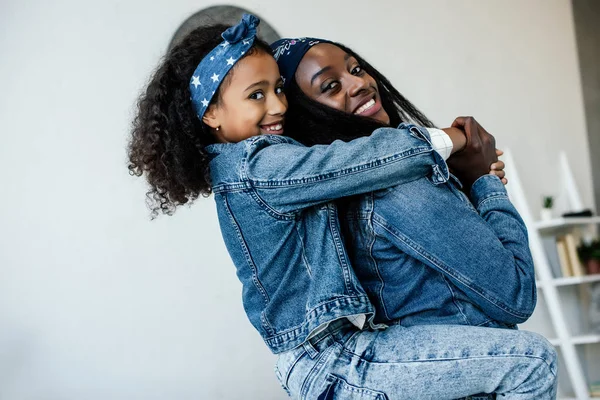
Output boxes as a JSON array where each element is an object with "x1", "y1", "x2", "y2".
[
  {"x1": 351, "y1": 65, "x2": 364, "y2": 75},
  {"x1": 320, "y1": 80, "x2": 340, "y2": 93},
  {"x1": 249, "y1": 91, "x2": 265, "y2": 100}
]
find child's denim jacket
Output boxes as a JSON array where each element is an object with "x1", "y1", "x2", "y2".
[{"x1": 205, "y1": 124, "x2": 448, "y2": 353}]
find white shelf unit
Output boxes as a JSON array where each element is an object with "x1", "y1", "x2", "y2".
[{"x1": 504, "y1": 150, "x2": 600, "y2": 399}]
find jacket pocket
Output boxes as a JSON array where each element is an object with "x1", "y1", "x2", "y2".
[{"x1": 316, "y1": 374, "x2": 388, "y2": 400}]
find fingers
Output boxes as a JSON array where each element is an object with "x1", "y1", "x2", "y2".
[
  {"x1": 490, "y1": 160, "x2": 505, "y2": 170},
  {"x1": 490, "y1": 169, "x2": 506, "y2": 179},
  {"x1": 496, "y1": 149, "x2": 504, "y2": 156},
  {"x1": 451, "y1": 116, "x2": 474, "y2": 129},
  {"x1": 451, "y1": 116, "x2": 468, "y2": 129},
  {"x1": 490, "y1": 166, "x2": 508, "y2": 184}
]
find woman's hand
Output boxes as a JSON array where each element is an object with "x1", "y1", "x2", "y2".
[
  {"x1": 490, "y1": 149, "x2": 508, "y2": 185},
  {"x1": 446, "y1": 116, "x2": 498, "y2": 192}
]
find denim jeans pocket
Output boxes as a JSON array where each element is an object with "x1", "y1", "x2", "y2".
[{"x1": 317, "y1": 374, "x2": 388, "y2": 400}]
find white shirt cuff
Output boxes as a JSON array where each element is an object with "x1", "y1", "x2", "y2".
[{"x1": 425, "y1": 128, "x2": 454, "y2": 161}]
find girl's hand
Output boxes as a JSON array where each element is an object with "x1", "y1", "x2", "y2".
[{"x1": 490, "y1": 149, "x2": 508, "y2": 185}]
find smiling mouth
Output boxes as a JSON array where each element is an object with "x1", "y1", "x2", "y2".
[
  {"x1": 260, "y1": 122, "x2": 284, "y2": 133},
  {"x1": 354, "y1": 97, "x2": 376, "y2": 115}
]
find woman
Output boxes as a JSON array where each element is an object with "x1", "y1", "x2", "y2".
[{"x1": 271, "y1": 37, "x2": 556, "y2": 399}]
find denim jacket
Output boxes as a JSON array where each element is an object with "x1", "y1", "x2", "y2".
[
  {"x1": 205, "y1": 124, "x2": 449, "y2": 353},
  {"x1": 340, "y1": 171, "x2": 536, "y2": 328}
]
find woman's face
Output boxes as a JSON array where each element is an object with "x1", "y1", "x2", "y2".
[{"x1": 294, "y1": 43, "x2": 390, "y2": 125}]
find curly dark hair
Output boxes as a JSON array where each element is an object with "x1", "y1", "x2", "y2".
[
  {"x1": 283, "y1": 42, "x2": 435, "y2": 146},
  {"x1": 128, "y1": 24, "x2": 272, "y2": 218}
]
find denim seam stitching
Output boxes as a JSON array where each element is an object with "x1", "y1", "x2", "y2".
[
  {"x1": 300, "y1": 343, "x2": 339, "y2": 399},
  {"x1": 294, "y1": 224, "x2": 313, "y2": 278},
  {"x1": 248, "y1": 147, "x2": 432, "y2": 187},
  {"x1": 326, "y1": 374, "x2": 387, "y2": 397},
  {"x1": 220, "y1": 195, "x2": 272, "y2": 321},
  {"x1": 370, "y1": 228, "x2": 390, "y2": 321},
  {"x1": 241, "y1": 138, "x2": 298, "y2": 219},
  {"x1": 474, "y1": 194, "x2": 508, "y2": 209},
  {"x1": 373, "y1": 215, "x2": 529, "y2": 320},
  {"x1": 282, "y1": 350, "x2": 308, "y2": 392},
  {"x1": 247, "y1": 187, "x2": 296, "y2": 219},
  {"x1": 339, "y1": 348, "x2": 557, "y2": 376},
  {"x1": 440, "y1": 274, "x2": 470, "y2": 325},
  {"x1": 264, "y1": 296, "x2": 372, "y2": 344},
  {"x1": 327, "y1": 203, "x2": 356, "y2": 296}
]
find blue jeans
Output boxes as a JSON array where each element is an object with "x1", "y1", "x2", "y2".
[{"x1": 275, "y1": 320, "x2": 557, "y2": 399}]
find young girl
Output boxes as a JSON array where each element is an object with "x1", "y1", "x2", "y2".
[{"x1": 128, "y1": 15, "x2": 556, "y2": 399}]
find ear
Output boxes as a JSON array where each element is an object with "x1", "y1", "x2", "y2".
[{"x1": 202, "y1": 104, "x2": 221, "y2": 129}]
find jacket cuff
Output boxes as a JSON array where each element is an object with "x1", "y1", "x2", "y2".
[
  {"x1": 401, "y1": 123, "x2": 450, "y2": 185},
  {"x1": 470, "y1": 174, "x2": 507, "y2": 208}
]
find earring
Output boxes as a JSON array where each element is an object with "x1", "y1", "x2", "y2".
[{"x1": 216, "y1": 127, "x2": 220, "y2": 131}]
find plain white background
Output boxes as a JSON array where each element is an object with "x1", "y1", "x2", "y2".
[{"x1": 0, "y1": 0, "x2": 595, "y2": 398}]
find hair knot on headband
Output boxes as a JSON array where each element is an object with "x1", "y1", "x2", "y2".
[{"x1": 221, "y1": 14, "x2": 259, "y2": 44}]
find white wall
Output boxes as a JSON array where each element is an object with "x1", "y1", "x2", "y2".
[{"x1": 0, "y1": 0, "x2": 594, "y2": 399}]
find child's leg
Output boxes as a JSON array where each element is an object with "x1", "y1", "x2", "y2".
[{"x1": 276, "y1": 321, "x2": 557, "y2": 399}]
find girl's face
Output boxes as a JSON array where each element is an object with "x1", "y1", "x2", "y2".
[
  {"x1": 294, "y1": 43, "x2": 390, "y2": 125},
  {"x1": 204, "y1": 51, "x2": 287, "y2": 143}
]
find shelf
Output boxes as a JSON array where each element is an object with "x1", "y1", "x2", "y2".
[
  {"x1": 551, "y1": 334, "x2": 600, "y2": 347},
  {"x1": 536, "y1": 274, "x2": 600, "y2": 287},
  {"x1": 560, "y1": 398, "x2": 600, "y2": 400},
  {"x1": 571, "y1": 334, "x2": 600, "y2": 345},
  {"x1": 534, "y1": 216, "x2": 600, "y2": 235},
  {"x1": 553, "y1": 274, "x2": 600, "y2": 286},
  {"x1": 506, "y1": 151, "x2": 599, "y2": 399},
  {"x1": 549, "y1": 337, "x2": 561, "y2": 346}
]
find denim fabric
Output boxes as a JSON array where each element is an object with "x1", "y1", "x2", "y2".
[
  {"x1": 275, "y1": 319, "x2": 557, "y2": 399},
  {"x1": 339, "y1": 174, "x2": 536, "y2": 328},
  {"x1": 205, "y1": 124, "x2": 449, "y2": 353}
]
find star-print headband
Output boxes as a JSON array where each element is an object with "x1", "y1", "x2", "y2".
[
  {"x1": 271, "y1": 37, "x2": 334, "y2": 89},
  {"x1": 189, "y1": 14, "x2": 259, "y2": 120}
]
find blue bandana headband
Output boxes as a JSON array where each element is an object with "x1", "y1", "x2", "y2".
[
  {"x1": 189, "y1": 14, "x2": 260, "y2": 120},
  {"x1": 271, "y1": 37, "x2": 334, "y2": 89}
]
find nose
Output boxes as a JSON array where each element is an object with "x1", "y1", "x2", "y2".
[
  {"x1": 268, "y1": 92, "x2": 287, "y2": 116},
  {"x1": 347, "y1": 74, "x2": 370, "y2": 98}
]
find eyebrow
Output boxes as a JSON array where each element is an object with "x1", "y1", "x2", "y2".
[
  {"x1": 244, "y1": 78, "x2": 284, "y2": 92},
  {"x1": 310, "y1": 67, "x2": 332, "y2": 86},
  {"x1": 310, "y1": 54, "x2": 354, "y2": 86},
  {"x1": 245, "y1": 80, "x2": 269, "y2": 92}
]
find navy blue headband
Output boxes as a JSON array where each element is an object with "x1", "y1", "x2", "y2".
[
  {"x1": 190, "y1": 14, "x2": 260, "y2": 120},
  {"x1": 271, "y1": 37, "x2": 333, "y2": 89}
]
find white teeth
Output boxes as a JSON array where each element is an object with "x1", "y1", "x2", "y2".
[
  {"x1": 266, "y1": 124, "x2": 282, "y2": 131},
  {"x1": 355, "y1": 99, "x2": 375, "y2": 115}
]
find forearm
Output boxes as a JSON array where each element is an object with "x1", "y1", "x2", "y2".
[
  {"x1": 441, "y1": 127, "x2": 467, "y2": 155},
  {"x1": 248, "y1": 124, "x2": 451, "y2": 213}
]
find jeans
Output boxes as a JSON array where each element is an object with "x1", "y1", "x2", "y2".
[{"x1": 275, "y1": 320, "x2": 557, "y2": 399}]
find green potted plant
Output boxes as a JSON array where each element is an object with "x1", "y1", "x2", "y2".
[
  {"x1": 540, "y1": 196, "x2": 554, "y2": 221},
  {"x1": 577, "y1": 239, "x2": 600, "y2": 274}
]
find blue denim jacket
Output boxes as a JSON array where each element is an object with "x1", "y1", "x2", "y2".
[
  {"x1": 205, "y1": 124, "x2": 449, "y2": 353},
  {"x1": 340, "y1": 172, "x2": 536, "y2": 328}
]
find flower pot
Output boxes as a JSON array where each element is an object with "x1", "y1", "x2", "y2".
[
  {"x1": 540, "y1": 208, "x2": 553, "y2": 221},
  {"x1": 586, "y1": 259, "x2": 600, "y2": 275}
]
